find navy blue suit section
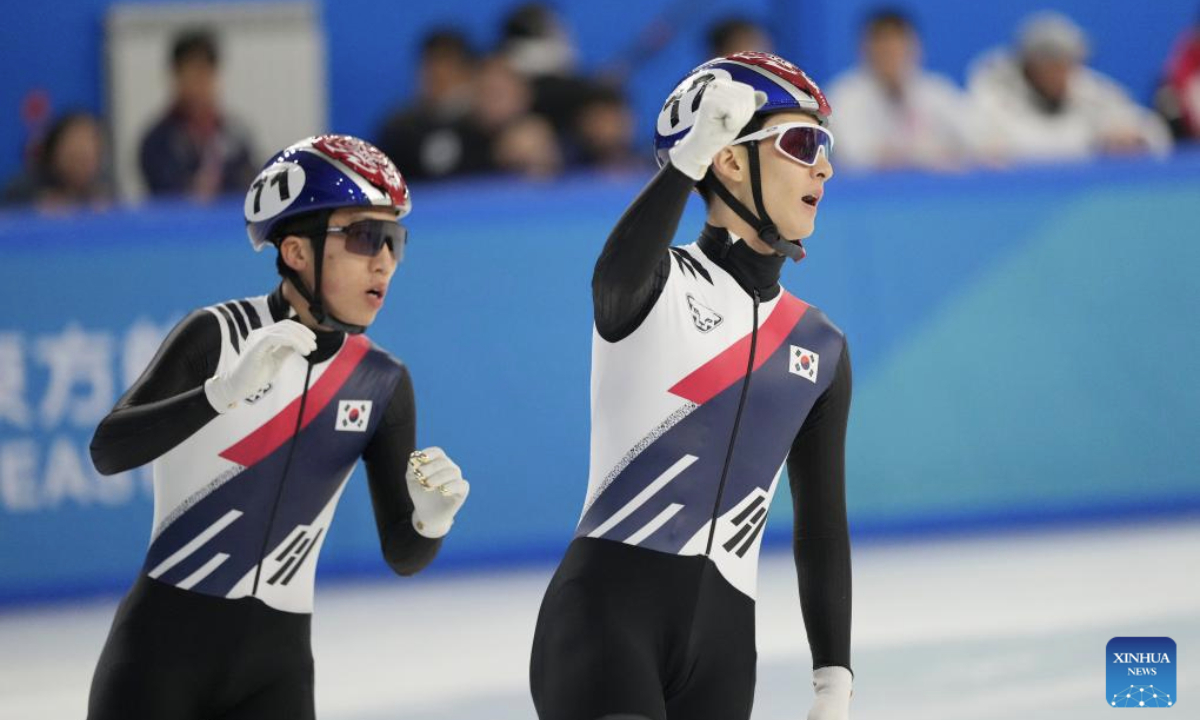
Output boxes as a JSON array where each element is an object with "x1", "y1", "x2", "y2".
[
  {"x1": 90, "y1": 288, "x2": 441, "y2": 583},
  {"x1": 144, "y1": 346, "x2": 403, "y2": 595},
  {"x1": 578, "y1": 305, "x2": 844, "y2": 554}
]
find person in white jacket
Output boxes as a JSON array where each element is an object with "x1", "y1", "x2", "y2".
[
  {"x1": 827, "y1": 8, "x2": 987, "y2": 171},
  {"x1": 967, "y1": 10, "x2": 1172, "y2": 163}
]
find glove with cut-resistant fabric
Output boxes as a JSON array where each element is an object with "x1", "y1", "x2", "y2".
[
  {"x1": 406, "y1": 446, "x2": 470, "y2": 538},
  {"x1": 669, "y1": 78, "x2": 767, "y2": 181},
  {"x1": 203, "y1": 319, "x2": 317, "y2": 413},
  {"x1": 807, "y1": 666, "x2": 853, "y2": 720}
]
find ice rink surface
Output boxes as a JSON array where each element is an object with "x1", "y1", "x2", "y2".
[{"x1": 2, "y1": 519, "x2": 1196, "y2": 720}]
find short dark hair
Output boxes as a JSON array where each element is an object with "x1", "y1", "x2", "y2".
[
  {"x1": 40, "y1": 111, "x2": 98, "y2": 164},
  {"x1": 420, "y1": 28, "x2": 475, "y2": 62},
  {"x1": 579, "y1": 83, "x2": 627, "y2": 111},
  {"x1": 502, "y1": 3, "x2": 557, "y2": 41},
  {"x1": 171, "y1": 29, "x2": 219, "y2": 70},
  {"x1": 707, "y1": 17, "x2": 765, "y2": 57},
  {"x1": 863, "y1": 7, "x2": 915, "y2": 36},
  {"x1": 38, "y1": 111, "x2": 102, "y2": 187}
]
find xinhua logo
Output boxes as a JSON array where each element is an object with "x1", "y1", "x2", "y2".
[{"x1": 1108, "y1": 637, "x2": 1176, "y2": 708}]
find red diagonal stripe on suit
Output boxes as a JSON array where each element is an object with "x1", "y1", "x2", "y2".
[
  {"x1": 669, "y1": 292, "x2": 808, "y2": 404},
  {"x1": 220, "y1": 335, "x2": 370, "y2": 466}
]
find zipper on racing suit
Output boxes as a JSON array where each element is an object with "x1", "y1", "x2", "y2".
[
  {"x1": 251, "y1": 361, "x2": 314, "y2": 595},
  {"x1": 703, "y1": 289, "x2": 760, "y2": 556}
]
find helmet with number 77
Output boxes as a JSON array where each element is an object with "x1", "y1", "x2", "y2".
[
  {"x1": 243, "y1": 134, "x2": 411, "y2": 335},
  {"x1": 244, "y1": 134, "x2": 411, "y2": 251}
]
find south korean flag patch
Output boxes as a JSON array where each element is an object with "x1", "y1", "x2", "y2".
[
  {"x1": 336, "y1": 400, "x2": 372, "y2": 432},
  {"x1": 789, "y1": 346, "x2": 819, "y2": 383}
]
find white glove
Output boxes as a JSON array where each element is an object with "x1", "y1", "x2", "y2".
[
  {"x1": 406, "y1": 446, "x2": 470, "y2": 538},
  {"x1": 668, "y1": 78, "x2": 767, "y2": 181},
  {"x1": 807, "y1": 666, "x2": 853, "y2": 720},
  {"x1": 203, "y1": 319, "x2": 317, "y2": 413}
]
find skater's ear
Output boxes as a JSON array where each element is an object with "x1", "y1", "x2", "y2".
[
  {"x1": 710, "y1": 145, "x2": 748, "y2": 187},
  {"x1": 277, "y1": 235, "x2": 312, "y2": 273}
]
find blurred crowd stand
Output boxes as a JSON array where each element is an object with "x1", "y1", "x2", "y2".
[{"x1": 2, "y1": 2, "x2": 1197, "y2": 213}]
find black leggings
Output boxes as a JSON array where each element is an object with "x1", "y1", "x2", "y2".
[
  {"x1": 88, "y1": 576, "x2": 314, "y2": 720},
  {"x1": 531, "y1": 538, "x2": 757, "y2": 720}
]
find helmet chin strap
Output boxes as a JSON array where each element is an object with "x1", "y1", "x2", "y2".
[
  {"x1": 281, "y1": 232, "x2": 368, "y2": 335},
  {"x1": 702, "y1": 141, "x2": 805, "y2": 261}
]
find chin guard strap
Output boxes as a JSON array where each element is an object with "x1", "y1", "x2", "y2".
[
  {"x1": 276, "y1": 219, "x2": 367, "y2": 335},
  {"x1": 702, "y1": 140, "x2": 805, "y2": 261}
]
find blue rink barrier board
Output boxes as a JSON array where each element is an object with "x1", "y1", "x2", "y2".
[{"x1": 2, "y1": 154, "x2": 1199, "y2": 605}]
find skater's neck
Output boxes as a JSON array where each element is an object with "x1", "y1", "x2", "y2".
[{"x1": 697, "y1": 224, "x2": 784, "y2": 301}]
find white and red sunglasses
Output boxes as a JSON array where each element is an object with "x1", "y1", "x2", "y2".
[{"x1": 733, "y1": 122, "x2": 834, "y2": 167}]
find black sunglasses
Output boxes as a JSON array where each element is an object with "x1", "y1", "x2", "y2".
[{"x1": 326, "y1": 219, "x2": 407, "y2": 261}]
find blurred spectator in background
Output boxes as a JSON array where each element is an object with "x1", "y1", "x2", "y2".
[
  {"x1": 3, "y1": 111, "x2": 113, "y2": 212},
  {"x1": 376, "y1": 28, "x2": 494, "y2": 180},
  {"x1": 502, "y1": 2, "x2": 577, "y2": 77},
  {"x1": 706, "y1": 17, "x2": 773, "y2": 58},
  {"x1": 827, "y1": 8, "x2": 987, "y2": 171},
  {"x1": 568, "y1": 85, "x2": 646, "y2": 172},
  {"x1": 967, "y1": 11, "x2": 1171, "y2": 162},
  {"x1": 1154, "y1": 10, "x2": 1200, "y2": 142},
  {"x1": 500, "y1": 3, "x2": 593, "y2": 138},
  {"x1": 475, "y1": 54, "x2": 563, "y2": 178},
  {"x1": 494, "y1": 115, "x2": 563, "y2": 179},
  {"x1": 474, "y1": 55, "x2": 535, "y2": 138},
  {"x1": 139, "y1": 29, "x2": 257, "y2": 200}
]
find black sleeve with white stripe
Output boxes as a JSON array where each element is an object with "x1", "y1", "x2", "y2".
[
  {"x1": 592, "y1": 164, "x2": 697, "y2": 342},
  {"x1": 213, "y1": 299, "x2": 265, "y2": 354},
  {"x1": 89, "y1": 310, "x2": 222, "y2": 475},
  {"x1": 361, "y1": 365, "x2": 443, "y2": 576},
  {"x1": 786, "y1": 343, "x2": 853, "y2": 673}
]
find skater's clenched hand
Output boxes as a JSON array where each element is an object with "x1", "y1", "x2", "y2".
[
  {"x1": 204, "y1": 319, "x2": 317, "y2": 413},
  {"x1": 667, "y1": 78, "x2": 767, "y2": 181},
  {"x1": 406, "y1": 446, "x2": 470, "y2": 538}
]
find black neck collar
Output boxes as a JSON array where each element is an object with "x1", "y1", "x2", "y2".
[
  {"x1": 697, "y1": 225, "x2": 784, "y2": 301},
  {"x1": 269, "y1": 283, "x2": 346, "y2": 364}
]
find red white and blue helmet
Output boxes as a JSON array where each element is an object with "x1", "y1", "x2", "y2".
[
  {"x1": 653, "y1": 51, "x2": 831, "y2": 168},
  {"x1": 244, "y1": 134, "x2": 411, "y2": 251}
]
